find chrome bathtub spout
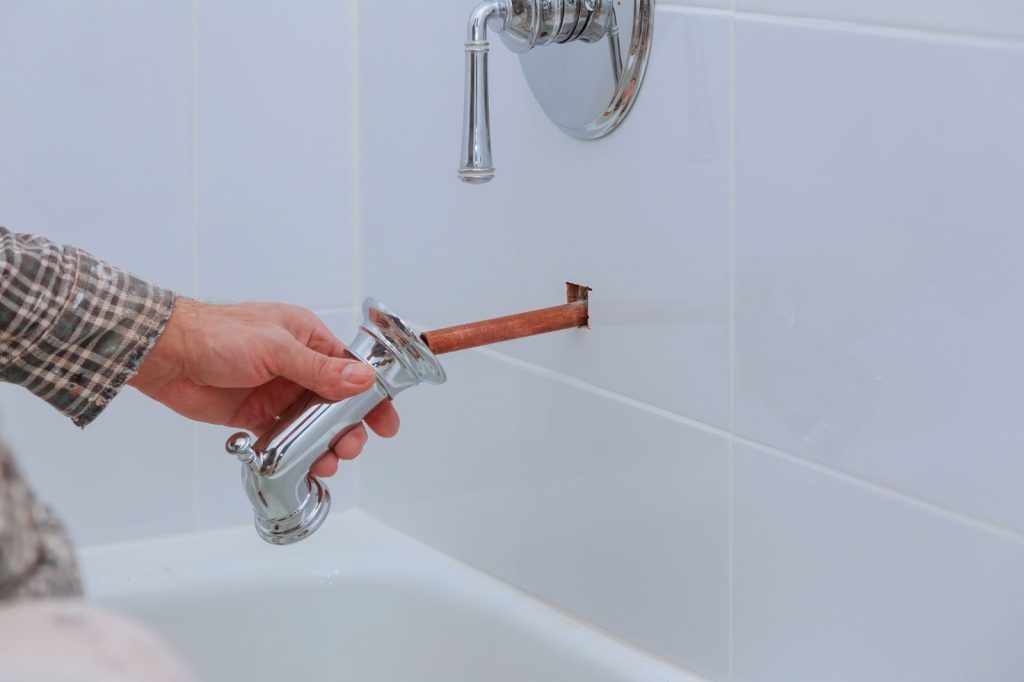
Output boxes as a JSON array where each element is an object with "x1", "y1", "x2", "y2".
[
  {"x1": 225, "y1": 300, "x2": 446, "y2": 545},
  {"x1": 458, "y1": 0, "x2": 507, "y2": 184}
]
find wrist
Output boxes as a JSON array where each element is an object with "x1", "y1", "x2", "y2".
[{"x1": 129, "y1": 297, "x2": 200, "y2": 391}]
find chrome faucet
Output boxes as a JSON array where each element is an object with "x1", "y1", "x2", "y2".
[
  {"x1": 458, "y1": 0, "x2": 615, "y2": 183},
  {"x1": 225, "y1": 300, "x2": 446, "y2": 545}
]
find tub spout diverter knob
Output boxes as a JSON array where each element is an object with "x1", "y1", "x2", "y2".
[{"x1": 226, "y1": 432, "x2": 257, "y2": 465}]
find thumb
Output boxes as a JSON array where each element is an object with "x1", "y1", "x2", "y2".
[{"x1": 275, "y1": 340, "x2": 376, "y2": 400}]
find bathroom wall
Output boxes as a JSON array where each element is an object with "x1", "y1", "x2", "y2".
[
  {"x1": 1, "y1": 1, "x2": 1023, "y2": 681},
  {"x1": 0, "y1": 1, "x2": 361, "y2": 543},
  {"x1": 355, "y1": 1, "x2": 1024, "y2": 681}
]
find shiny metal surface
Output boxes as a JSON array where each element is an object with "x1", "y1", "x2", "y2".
[
  {"x1": 225, "y1": 299, "x2": 446, "y2": 545},
  {"x1": 520, "y1": 0, "x2": 653, "y2": 140},
  {"x1": 458, "y1": 0, "x2": 654, "y2": 183},
  {"x1": 458, "y1": 1, "x2": 506, "y2": 184}
]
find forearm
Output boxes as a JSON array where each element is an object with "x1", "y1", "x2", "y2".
[{"x1": 0, "y1": 227, "x2": 175, "y2": 427}]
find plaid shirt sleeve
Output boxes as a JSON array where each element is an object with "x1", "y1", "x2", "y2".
[{"x1": 0, "y1": 227, "x2": 176, "y2": 427}]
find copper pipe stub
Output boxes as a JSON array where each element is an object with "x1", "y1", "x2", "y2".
[{"x1": 421, "y1": 283, "x2": 590, "y2": 355}]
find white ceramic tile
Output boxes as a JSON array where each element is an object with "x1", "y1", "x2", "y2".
[
  {"x1": 734, "y1": 19, "x2": 1024, "y2": 531},
  {"x1": 660, "y1": 0, "x2": 733, "y2": 10},
  {"x1": 195, "y1": 0, "x2": 356, "y2": 309},
  {"x1": 0, "y1": 1, "x2": 192, "y2": 293},
  {"x1": 734, "y1": 442, "x2": 1024, "y2": 682},
  {"x1": 361, "y1": 350, "x2": 730, "y2": 678},
  {"x1": 194, "y1": 310, "x2": 358, "y2": 530},
  {"x1": 0, "y1": 385, "x2": 193, "y2": 547},
  {"x1": 737, "y1": 0, "x2": 1024, "y2": 40},
  {"x1": 358, "y1": 5, "x2": 732, "y2": 428}
]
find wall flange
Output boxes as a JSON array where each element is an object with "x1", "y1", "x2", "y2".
[{"x1": 459, "y1": 0, "x2": 655, "y2": 183}]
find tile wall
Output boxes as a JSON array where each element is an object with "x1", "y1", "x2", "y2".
[{"x1": 1, "y1": 1, "x2": 1022, "y2": 679}]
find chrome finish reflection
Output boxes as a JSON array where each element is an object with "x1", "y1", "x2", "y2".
[
  {"x1": 459, "y1": 0, "x2": 654, "y2": 183},
  {"x1": 458, "y1": 1, "x2": 506, "y2": 184},
  {"x1": 225, "y1": 299, "x2": 446, "y2": 545}
]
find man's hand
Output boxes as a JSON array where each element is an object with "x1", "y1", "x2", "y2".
[{"x1": 128, "y1": 299, "x2": 398, "y2": 477}]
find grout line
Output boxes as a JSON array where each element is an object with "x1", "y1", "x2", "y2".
[
  {"x1": 404, "y1": 313, "x2": 734, "y2": 438},
  {"x1": 726, "y1": 440, "x2": 735, "y2": 681},
  {"x1": 727, "y1": 9, "x2": 737, "y2": 678},
  {"x1": 189, "y1": 0, "x2": 201, "y2": 532},
  {"x1": 424, "y1": 328, "x2": 1024, "y2": 547},
  {"x1": 741, "y1": 9, "x2": 1024, "y2": 48},
  {"x1": 189, "y1": 0, "x2": 199, "y2": 302},
  {"x1": 349, "y1": 0, "x2": 365, "y2": 509},
  {"x1": 734, "y1": 434, "x2": 1024, "y2": 546},
  {"x1": 350, "y1": 0, "x2": 363, "y2": 312},
  {"x1": 727, "y1": 21, "x2": 737, "y2": 438},
  {"x1": 474, "y1": 342, "x2": 735, "y2": 439},
  {"x1": 733, "y1": 9, "x2": 1024, "y2": 48},
  {"x1": 190, "y1": 423, "x2": 200, "y2": 531},
  {"x1": 657, "y1": 2, "x2": 1024, "y2": 49},
  {"x1": 657, "y1": 4, "x2": 732, "y2": 19},
  {"x1": 656, "y1": 0, "x2": 729, "y2": 8},
  {"x1": 312, "y1": 305, "x2": 357, "y2": 317}
]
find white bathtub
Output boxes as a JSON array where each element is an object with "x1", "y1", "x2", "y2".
[{"x1": 82, "y1": 511, "x2": 704, "y2": 682}]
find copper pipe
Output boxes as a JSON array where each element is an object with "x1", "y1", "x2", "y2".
[{"x1": 422, "y1": 299, "x2": 589, "y2": 355}]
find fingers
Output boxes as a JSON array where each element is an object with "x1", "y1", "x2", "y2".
[
  {"x1": 272, "y1": 339, "x2": 375, "y2": 401},
  {"x1": 307, "y1": 410, "x2": 396, "y2": 478},
  {"x1": 308, "y1": 424, "x2": 368, "y2": 478},
  {"x1": 265, "y1": 305, "x2": 372, "y2": 400},
  {"x1": 365, "y1": 401, "x2": 400, "y2": 438},
  {"x1": 310, "y1": 453, "x2": 339, "y2": 478},
  {"x1": 235, "y1": 377, "x2": 307, "y2": 433},
  {"x1": 266, "y1": 304, "x2": 327, "y2": 340},
  {"x1": 257, "y1": 305, "x2": 402, "y2": 480},
  {"x1": 333, "y1": 424, "x2": 369, "y2": 460},
  {"x1": 268, "y1": 304, "x2": 348, "y2": 357}
]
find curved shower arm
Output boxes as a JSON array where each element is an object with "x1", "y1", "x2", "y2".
[{"x1": 458, "y1": 0, "x2": 507, "y2": 184}]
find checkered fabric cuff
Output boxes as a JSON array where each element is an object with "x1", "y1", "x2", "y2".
[{"x1": 0, "y1": 229, "x2": 176, "y2": 427}]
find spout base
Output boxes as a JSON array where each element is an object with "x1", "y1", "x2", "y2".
[{"x1": 254, "y1": 477, "x2": 332, "y2": 546}]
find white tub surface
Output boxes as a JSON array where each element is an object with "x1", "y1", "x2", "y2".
[{"x1": 82, "y1": 511, "x2": 705, "y2": 682}]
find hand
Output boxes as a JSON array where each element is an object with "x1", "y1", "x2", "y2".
[{"x1": 128, "y1": 298, "x2": 398, "y2": 477}]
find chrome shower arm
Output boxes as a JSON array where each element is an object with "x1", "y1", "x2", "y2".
[{"x1": 458, "y1": 0, "x2": 507, "y2": 184}]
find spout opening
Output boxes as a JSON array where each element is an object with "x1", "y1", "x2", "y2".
[{"x1": 254, "y1": 478, "x2": 331, "y2": 545}]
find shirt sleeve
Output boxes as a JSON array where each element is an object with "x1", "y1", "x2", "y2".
[{"x1": 0, "y1": 227, "x2": 176, "y2": 427}]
